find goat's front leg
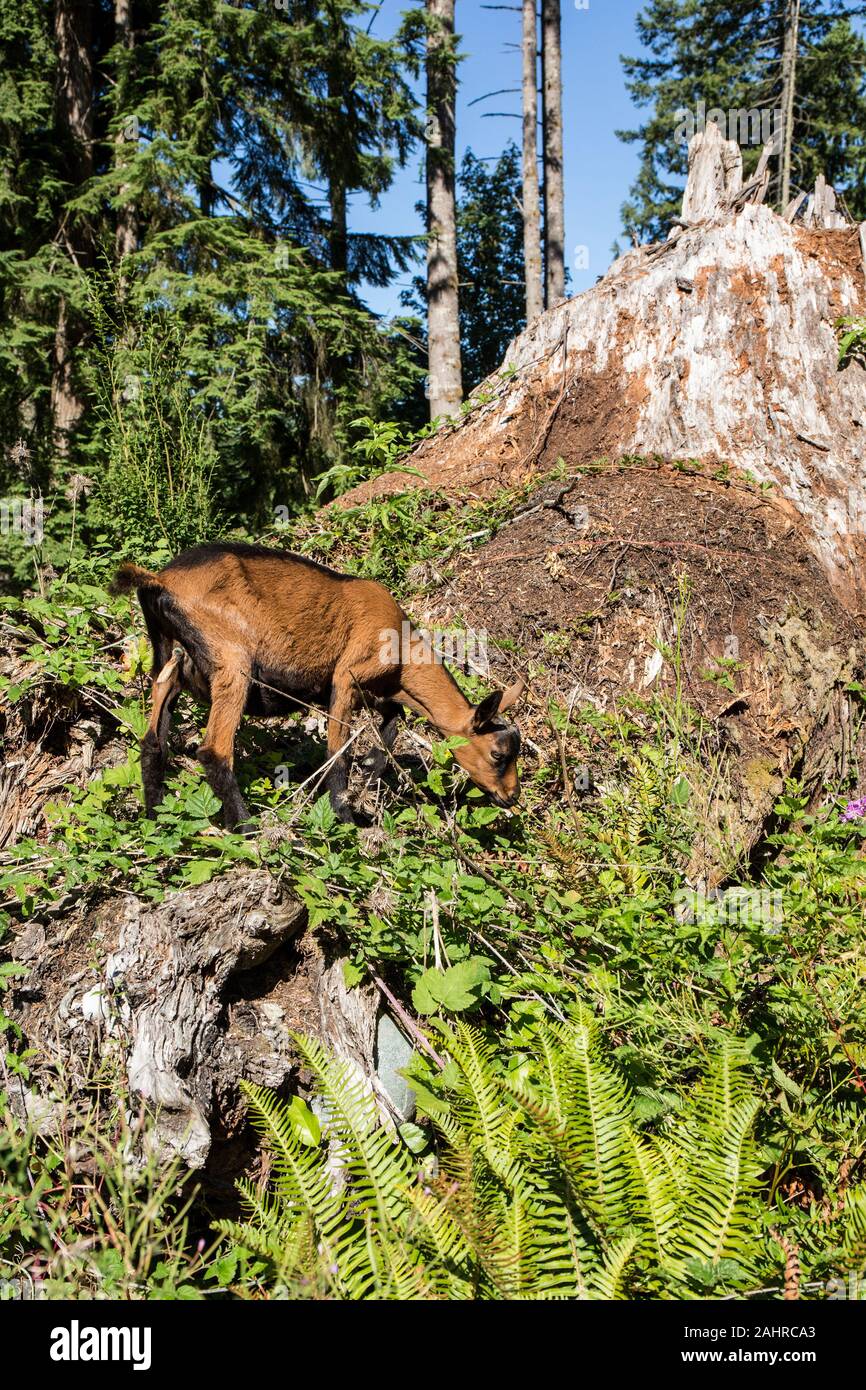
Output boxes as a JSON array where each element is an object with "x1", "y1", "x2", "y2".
[
  {"x1": 362, "y1": 700, "x2": 402, "y2": 784},
  {"x1": 325, "y1": 678, "x2": 359, "y2": 823},
  {"x1": 197, "y1": 668, "x2": 251, "y2": 829}
]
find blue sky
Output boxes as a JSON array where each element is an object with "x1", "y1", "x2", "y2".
[{"x1": 353, "y1": 0, "x2": 649, "y2": 317}]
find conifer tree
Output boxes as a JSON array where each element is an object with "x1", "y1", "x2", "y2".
[
  {"x1": 456, "y1": 144, "x2": 525, "y2": 391},
  {"x1": 0, "y1": 0, "x2": 59, "y2": 476},
  {"x1": 305, "y1": 0, "x2": 419, "y2": 289},
  {"x1": 619, "y1": 0, "x2": 866, "y2": 241},
  {"x1": 401, "y1": 144, "x2": 526, "y2": 393},
  {"x1": 0, "y1": 0, "x2": 423, "y2": 507}
]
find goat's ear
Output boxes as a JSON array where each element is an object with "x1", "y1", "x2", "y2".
[
  {"x1": 472, "y1": 690, "x2": 503, "y2": 731},
  {"x1": 498, "y1": 677, "x2": 526, "y2": 713}
]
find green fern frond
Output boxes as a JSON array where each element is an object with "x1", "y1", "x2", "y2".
[
  {"x1": 514, "y1": 1189, "x2": 602, "y2": 1299},
  {"x1": 840, "y1": 1187, "x2": 866, "y2": 1270},
  {"x1": 624, "y1": 1132, "x2": 679, "y2": 1260},
  {"x1": 219, "y1": 1026, "x2": 768, "y2": 1301},
  {"x1": 215, "y1": 1212, "x2": 314, "y2": 1284},
  {"x1": 402, "y1": 1182, "x2": 477, "y2": 1299},
  {"x1": 591, "y1": 1232, "x2": 640, "y2": 1300},
  {"x1": 290, "y1": 1034, "x2": 415, "y2": 1232},
  {"x1": 683, "y1": 1037, "x2": 755, "y2": 1140},
  {"x1": 653, "y1": 1134, "x2": 688, "y2": 1202},
  {"x1": 238, "y1": 1081, "x2": 345, "y2": 1264},
  {"x1": 552, "y1": 1019, "x2": 633, "y2": 1216},
  {"x1": 354, "y1": 1212, "x2": 441, "y2": 1301},
  {"x1": 431, "y1": 1020, "x2": 525, "y2": 1185},
  {"x1": 673, "y1": 1096, "x2": 763, "y2": 1269}
]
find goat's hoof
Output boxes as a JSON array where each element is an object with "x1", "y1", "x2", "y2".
[
  {"x1": 332, "y1": 797, "x2": 357, "y2": 825},
  {"x1": 223, "y1": 800, "x2": 252, "y2": 833}
]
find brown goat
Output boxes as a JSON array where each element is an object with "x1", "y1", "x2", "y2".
[{"x1": 113, "y1": 542, "x2": 524, "y2": 828}]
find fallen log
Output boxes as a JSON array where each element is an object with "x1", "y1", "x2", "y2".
[{"x1": 7, "y1": 861, "x2": 412, "y2": 1174}]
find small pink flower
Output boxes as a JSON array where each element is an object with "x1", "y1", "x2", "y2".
[{"x1": 842, "y1": 797, "x2": 866, "y2": 822}]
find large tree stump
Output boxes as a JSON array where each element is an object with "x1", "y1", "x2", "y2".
[{"x1": 353, "y1": 136, "x2": 866, "y2": 607}]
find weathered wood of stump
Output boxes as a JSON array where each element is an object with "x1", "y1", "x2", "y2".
[
  {"x1": 10, "y1": 870, "x2": 305, "y2": 1167},
  {"x1": 681, "y1": 121, "x2": 743, "y2": 223},
  {"x1": 8, "y1": 865, "x2": 412, "y2": 1172}
]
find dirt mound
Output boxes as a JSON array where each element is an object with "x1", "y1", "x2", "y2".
[{"x1": 405, "y1": 459, "x2": 864, "y2": 873}]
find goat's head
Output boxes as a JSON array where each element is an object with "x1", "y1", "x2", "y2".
[{"x1": 453, "y1": 679, "x2": 525, "y2": 808}]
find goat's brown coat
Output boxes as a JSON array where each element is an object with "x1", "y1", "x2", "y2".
[{"x1": 114, "y1": 543, "x2": 522, "y2": 826}]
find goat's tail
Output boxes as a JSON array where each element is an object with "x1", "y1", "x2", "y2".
[{"x1": 111, "y1": 562, "x2": 163, "y2": 596}]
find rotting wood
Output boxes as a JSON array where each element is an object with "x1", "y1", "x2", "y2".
[{"x1": 681, "y1": 120, "x2": 742, "y2": 223}]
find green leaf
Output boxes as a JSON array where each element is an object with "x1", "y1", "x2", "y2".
[
  {"x1": 286, "y1": 1095, "x2": 321, "y2": 1148},
  {"x1": 184, "y1": 786, "x2": 223, "y2": 820},
  {"x1": 412, "y1": 972, "x2": 439, "y2": 1016},
  {"x1": 771, "y1": 1059, "x2": 803, "y2": 1100},
  {"x1": 212, "y1": 1251, "x2": 239, "y2": 1287},
  {"x1": 412, "y1": 958, "x2": 491, "y2": 1015},
  {"x1": 342, "y1": 959, "x2": 365, "y2": 990},
  {"x1": 184, "y1": 858, "x2": 216, "y2": 886},
  {"x1": 671, "y1": 776, "x2": 691, "y2": 806},
  {"x1": 399, "y1": 1122, "x2": 429, "y2": 1153}
]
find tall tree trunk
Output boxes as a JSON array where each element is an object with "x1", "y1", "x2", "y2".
[
  {"x1": 114, "y1": 0, "x2": 137, "y2": 266},
  {"x1": 324, "y1": 2, "x2": 349, "y2": 286},
  {"x1": 327, "y1": 54, "x2": 348, "y2": 285},
  {"x1": 522, "y1": 0, "x2": 543, "y2": 324},
  {"x1": 329, "y1": 176, "x2": 348, "y2": 283},
  {"x1": 779, "y1": 0, "x2": 800, "y2": 209},
  {"x1": 50, "y1": 303, "x2": 83, "y2": 445},
  {"x1": 425, "y1": 0, "x2": 463, "y2": 419},
  {"x1": 196, "y1": 64, "x2": 215, "y2": 218},
  {"x1": 540, "y1": 0, "x2": 564, "y2": 306},
  {"x1": 54, "y1": 0, "x2": 94, "y2": 185},
  {"x1": 52, "y1": 0, "x2": 94, "y2": 451}
]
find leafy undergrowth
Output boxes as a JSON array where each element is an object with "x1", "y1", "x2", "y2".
[
  {"x1": 1, "y1": 493, "x2": 866, "y2": 1301},
  {"x1": 275, "y1": 465, "x2": 557, "y2": 593},
  {"x1": 0, "y1": 1087, "x2": 211, "y2": 1300}
]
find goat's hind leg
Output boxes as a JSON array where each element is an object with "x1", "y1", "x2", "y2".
[
  {"x1": 197, "y1": 668, "x2": 251, "y2": 830},
  {"x1": 141, "y1": 645, "x2": 182, "y2": 817}
]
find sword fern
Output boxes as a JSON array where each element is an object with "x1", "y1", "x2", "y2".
[{"x1": 219, "y1": 1016, "x2": 768, "y2": 1299}]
